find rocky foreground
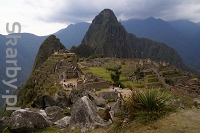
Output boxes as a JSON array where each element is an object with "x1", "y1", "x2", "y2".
[{"x1": 0, "y1": 88, "x2": 119, "y2": 133}]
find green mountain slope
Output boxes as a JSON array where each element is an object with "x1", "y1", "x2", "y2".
[
  {"x1": 5, "y1": 35, "x2": 67, "y2": 111},
  {"x1": 32, "y1": 35, "x2": 66, "y2": 72},
  {"x1": 82, "y1": 9, "x2": 134, "y2": 58},
  {"x1": 81, "y1": 9, "x2": 189, "y2": 71}
]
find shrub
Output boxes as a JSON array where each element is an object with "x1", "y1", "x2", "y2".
[
  {"x1": 125, "y1": 89, "x2": 171, "y2": 121},
  {"x1": 113, "y1": 81, "x2": 125, "y2": 88}
]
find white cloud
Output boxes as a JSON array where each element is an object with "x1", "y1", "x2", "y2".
[{"x1": 0, "y1": 0, "x2": 200, "y2": 36}]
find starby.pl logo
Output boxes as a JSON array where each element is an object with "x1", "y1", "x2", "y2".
[{"x1": 2, "y1": 22, "x2": 21, "y2": 111}]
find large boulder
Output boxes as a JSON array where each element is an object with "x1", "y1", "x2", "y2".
[
  {"x1": 44, "y1": 106, "x2": 64, "y2": 122},
  {"x1": 54, "y1": 116, "x2": 71, "y2": 129},
  {"x1": 99, "y1": 91, "x2": 118, "y2": 102},
  {"x1": 69, "y1": 88, "x2": 87, "y2": 104},
  {"x1": 0, "y1": 120, "x2": 4, "y2": 133},
  {"x1": 87, "y1": 91, "x2": 106, "y2": 107},
  {"x1": 31, "y1": 94, "x2": 57, "y2": 109},
  {"x1": 111, "y1": 100, "x2": 121, "y2": 116},
  {"x1": 69, "y1": 96, "x2": 109, "y2": 131},
  {"x1": 0, "y1": 117, "x2": 10, "y2": 133},
  {"x1": 54, "y1": 90, "x2": 71, "y2": 107},
  {"x1": 8, "y1": 109, "x2": 51, "y2": 133},
  {"x1": 70, "y1": 88, "x2": 106, "y2": 107}
]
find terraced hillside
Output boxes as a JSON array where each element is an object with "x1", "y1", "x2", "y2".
[
  {"x1": 80, "y1": 57, "x2": 199, "y2": 94},
  {"x1": 1, "y1": 54, "x2": 200, "y2": 133},
  {"x1": 12, "y1": 53, "x2": 77, "y2": 108}
]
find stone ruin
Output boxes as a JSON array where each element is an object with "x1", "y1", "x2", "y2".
[
  {"x1": 128, "y1": 58, "x2": 172, "y2": 70},
  {"x1": 54, "y1": 49, "x2": 71, "y2": 54},
  {"x1": 171, "y1": 78, "x2": 200, "y2": 101},
  {"x1": 77, "y1": 72, "x2": 110, "y2": 91},
  {"x1": 58, "y1": 60, "x2": 81, "y2": 81},
  {"x1": 81, "y1": 57, "x2": 111, "y2": 68}
]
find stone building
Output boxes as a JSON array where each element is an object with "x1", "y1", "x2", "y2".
[{"x1": 77, "y1": 72, "x2": 110, "y2": 90}]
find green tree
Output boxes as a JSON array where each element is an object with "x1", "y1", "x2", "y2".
[{"x1": 106, "y1": 65, "x2": 122, "y2": 82}]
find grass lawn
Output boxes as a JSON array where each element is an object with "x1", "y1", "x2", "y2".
[{"x1": 82, "y1": 67, "x2": 111, "y2": 81}]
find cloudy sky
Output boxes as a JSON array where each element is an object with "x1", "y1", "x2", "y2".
[{"x1": 1, "y1": 0, "x2": 200, "y2": 36}]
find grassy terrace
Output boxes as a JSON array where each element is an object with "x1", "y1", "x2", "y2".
[
  {"x1": 82, "y1": 67, "x2": 127, "y2": 82},
  {"x1": 82, "y1": 67, "x2": 111, "y2": 81},
  {"x1": 82, "y1": 67, "x2": 144, "y2": 89}
]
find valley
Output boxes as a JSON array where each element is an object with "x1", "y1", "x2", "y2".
[
  {"x1": 1, "y1": 48, "x2": 200, "y2": 132},
  {"x1": 0, "y1": 8, "x2": 200, "y2": 133}
]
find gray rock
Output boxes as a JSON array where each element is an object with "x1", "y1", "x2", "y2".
[
  {"x1": 54, "y1": 116, "x2": 71, "y2": 129},
  {"x1": 32, "y1": 94, "x2": 57, "y2": 109},
  {"x1": 70, "y1": 88, "x2": 106, "y2": 107},
  {"x1": 0, "y1": 117, "x2": 10, "y2": 133},
  {"x1": 55, "y1": 90, "x2": 71, "y2": 107},
  {"x1": 87, "y1": 91, "x2": 107, "y2": 107},
  {"x1": 109, "y1": 111, "x2": 115, "y2": 122},
  {"x1": 170, "y1": 99, "x2": 188, "y2": 108},
  {"x1": 69, "y1": 96, "x2": 109, "y2": 130},
  {"x1": 111, "y1": 100, "x2": 121, "y2": 116},
  {"x1": 193, "y1": 95, "x2": 200, "y2": 104},
  {"x1": 99, "y1": 91, "x2": 118, "y2": 102},
  {"x1": 0, "y1": 119, "x2": 7, "y2": 133},
  {"x1": 0, "y1": 120, "x2": 4, "y2": 133},
  {"x1": 8, "y1": 109, "x2": 51, "y2": 133},
  {"x1": 45, "y1": 106, "x2": 64, "y2": 122},
  {"x1": 69, "y1": 88, "x2": 87, "y2": 104}
]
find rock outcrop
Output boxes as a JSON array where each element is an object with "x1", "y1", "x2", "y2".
[
  {"x1": 70, "y1": 88, "x2": 107, "y2": 107},
  {"x1": 45, "y1": 106, "x2": 64, "y2": 122},
  {"x1": 111, "y1": 100, "x2": 121, "y2": 116},
  {"x1": 8, "y1": 109, "x2": 51, "y2": 133},
  {"x1": 54, "y1": 90, "x2": 71, "y2": 107},
  {"x1": 0, "y1": 116, "x2": 10, "y2": 133},
  {"x1": 0, "y1": 120, "x2": 5, "y2": 133},
  {"x1": 87, "y1": 91, "x2": 107, "y2": 107},
  {"x1": 31, "y1": 94, "x2": 57, "y2": 109},
  {"x1": 69, "y1": 96, "x2": 109, "y2": 130},
  {"x1": 54, "y1": 116, "x2": 71, "y2": 129}
]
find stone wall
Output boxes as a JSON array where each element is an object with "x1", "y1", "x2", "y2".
[
  {"x1": 77, "y1": 80, "x2": 110, "y2": 90},
  {"x1": 171, "y1": 80, "x2": 200, "y2": 99}
]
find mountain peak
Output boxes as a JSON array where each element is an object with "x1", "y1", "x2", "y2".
[
  {"x1": 92, "y1": 8, "x2": 118, "y2": 24},
  {"x1": 32, "y1": 35, "x2": 66, "y2": 72},
  {"x1": 81, "y1": 9, "x2": 134, "y2": 58},
  {"x1": 100, "y1": 8, "x2": 115, "y2": 16}
]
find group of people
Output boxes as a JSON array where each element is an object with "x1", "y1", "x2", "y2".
[{"x1": 63, "y1": 82, "x2": 75, "y2": 88}]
